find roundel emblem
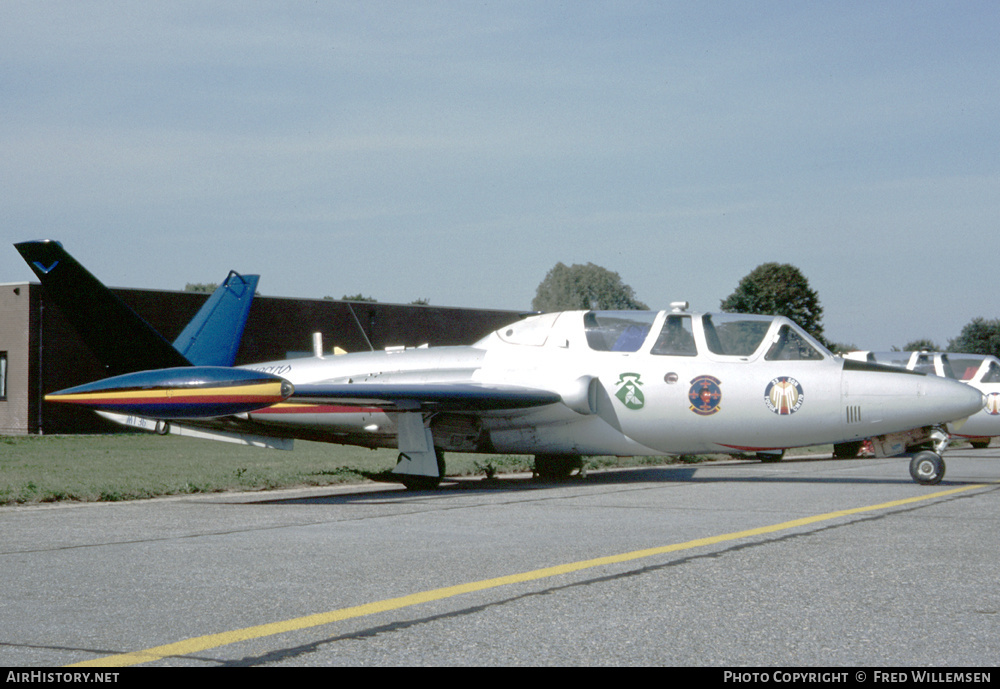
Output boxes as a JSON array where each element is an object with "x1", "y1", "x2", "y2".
[
  {"x1": 765, "y1": 377, "x2": 804, "y2": 415},
  {"x1": 986, "y1": 392, "x2": 1000, "y2": 416},
  {"x1": 689, "y1": 375, "x2": 722, "y2": 416}
]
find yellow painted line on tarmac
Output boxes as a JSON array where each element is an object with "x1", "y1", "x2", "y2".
[{"x1": 69, "y1": 482, "x2": 991, "y2": 667}]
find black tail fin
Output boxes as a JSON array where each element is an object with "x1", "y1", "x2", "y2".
[{"x1": 16, "y1": 240, "x2": 194, "y2": 376}]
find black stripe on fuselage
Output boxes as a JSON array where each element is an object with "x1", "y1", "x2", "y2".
[{"x1": 842, "y1": 359, "x2": 925, "y2": 376}]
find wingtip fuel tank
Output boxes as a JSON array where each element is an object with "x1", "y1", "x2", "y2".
[{"x1": 45, "y1": 367, "x2": 294, "y2": 419}]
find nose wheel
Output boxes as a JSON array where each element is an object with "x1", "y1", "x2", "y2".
[{"x1": 909, "y1": 451, "x2": 945, "y2": 485}]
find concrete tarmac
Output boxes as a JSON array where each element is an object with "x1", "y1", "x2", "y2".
[{"x1": 2, "y1": 447, "x2": 999, "y2": 667}]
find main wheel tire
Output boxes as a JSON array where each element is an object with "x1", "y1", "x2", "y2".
[
  {"x1": 757, "y1": 450, "x2": 784, "y2": 463},
  {"x1": 534, "y1": 454, "x2": 582, "y2": 480},
  {"x1": 397, "y1": 449, "x2": 446, "y2": 490},
  {"x1": 833, "y1": 441, "x2": 862, "y2": 459},
  {"x1": 909, "y1": 451, "x2": 945, "y2": 485}
]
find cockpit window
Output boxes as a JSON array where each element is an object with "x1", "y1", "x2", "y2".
[
  {"x1": 983, "y1": 361, "x2": 1000, "y2": 383},
  {"x1": 947, "y1": 356, "x2": 985, "y2": 381},
  {"x1": 938, "y1": 355, "x2": 958, "y2": 380},
  {"x1": 912, "y1": 353, "x2": 936, "y2": 375},
  {"x1": 584, "y1": 311, "x2": 657, "y2": 352},
  {"x1": 702, "y1": 314, "x2": 773, "y2": 357},
  {"x1": 764, "y1": 324, "x2": 824, "y2": 361},
  {"x1": 651, "y1": 315, "x2": 697, "y2": 356}
]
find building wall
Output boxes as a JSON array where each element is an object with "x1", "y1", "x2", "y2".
[
  {"x1": 238, "y1": 297, "x2": 524, "y2": 362},
  {"x1": 0, "y1": 283, "x2": 34, "y2": 434}
]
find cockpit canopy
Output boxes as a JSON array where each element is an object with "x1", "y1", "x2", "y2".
[
  {"x1": 849, "y1": 351, "x2": 1000, "y2": 383},
  {"x1": 490, "y1": 310, "x2": 830, "y2": 361},
  {"x1": 949, "y1": 354, "x2": 1000, "y2": 383}
]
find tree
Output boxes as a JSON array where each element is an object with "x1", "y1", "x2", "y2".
[
  {"x1": 720, "y1": 263, "x2": 826, "y2": 345},
  {"x1": 185, "y1": 283, "x2": 218, "y2": 294},
  {"x1": 901, "y1": 339, "x2": 940, "y2": 352},
  {"x1": 947, "y1": 318, "x2": 1000, "y2": 357},
  {"x1": 532, "y1": 262, "x2": 648, "y2": 312},
  {"x1": 826, "y1": 342, "x2": 859, "y2": 355}
]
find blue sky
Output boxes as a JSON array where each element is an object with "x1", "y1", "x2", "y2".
[{"x1": 2, "y1": 2, "x2": 997, "y2": 350}]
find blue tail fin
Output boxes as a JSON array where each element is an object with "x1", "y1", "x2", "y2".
[{"x1": 173, "y1": 271, "x2": 259, "y2": 367}]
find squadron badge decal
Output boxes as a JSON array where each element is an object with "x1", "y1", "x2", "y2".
[
  {"x1": 764, "y1": 377, "x2": 804, "y2": 415},
  {"x1": 615, "y1": 373, "x2": 645, "y2": 410},
  {"x1": 689, "y1": 375, "x2": 722, "y2": 416}
]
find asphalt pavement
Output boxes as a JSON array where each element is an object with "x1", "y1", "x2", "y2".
[{"x1": 2, "y1": 447, "x2": 999, "y2": 667}]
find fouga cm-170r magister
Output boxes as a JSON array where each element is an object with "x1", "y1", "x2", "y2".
[{"x1": 18, "y1": 240, "x2": 985, "y2": 489}]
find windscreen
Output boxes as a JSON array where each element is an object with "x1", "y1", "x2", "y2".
[{"x1": 764, "y1": 324, "x2": 824, "y2": 361}]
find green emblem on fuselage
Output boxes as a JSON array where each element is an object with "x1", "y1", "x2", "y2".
[{"x1": 615, "y1": 372, "x2": 645, "y2": 410}]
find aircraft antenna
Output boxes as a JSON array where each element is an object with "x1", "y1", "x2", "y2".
[{"x1": 346, "y1": 302, "x2": 375, "y2": 352}]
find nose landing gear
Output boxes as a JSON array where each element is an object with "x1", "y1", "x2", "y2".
[{"x1": 909, "y1": 451, "x2": 945, "y2": 485}]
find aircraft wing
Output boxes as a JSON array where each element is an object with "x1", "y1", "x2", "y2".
[{"x1": 289, "y1": 383, "x2": 562, "y2": 412}]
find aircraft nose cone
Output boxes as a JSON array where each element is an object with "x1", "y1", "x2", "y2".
[
  {"x1": 928, "y1": 378, "x2": 986, "y2": 421},
  {"x1": 922, "y1": 374, "x2": 986, "y2": 422},
  {"x1": 843, "y1": 362, "x2": 986, "y2": 433}
]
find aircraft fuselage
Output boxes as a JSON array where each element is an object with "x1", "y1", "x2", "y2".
[{"x1": 241, "y1": 310, "x2": 985, "y2": 457}]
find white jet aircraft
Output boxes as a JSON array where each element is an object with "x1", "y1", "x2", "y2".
[
  {"x1": 19, "y1": 240, "x2": 985, "y2": 489},
  {"x1": 845, "y1": 349, "x2": 1000, "y2": 453}
]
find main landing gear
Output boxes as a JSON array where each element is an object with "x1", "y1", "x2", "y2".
[
  {"x1": 533, "y1": 454, "x2": 584, "y2": 480},
  {"x1": 908, "y1": 451, "x2": 945, "y2": 485},
  {"x1": 395, "y1": 448, "x2": 446, "y2": 491},
  {"x1": 392, "y1": 413, "x2": 445, "y2": 490}
]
